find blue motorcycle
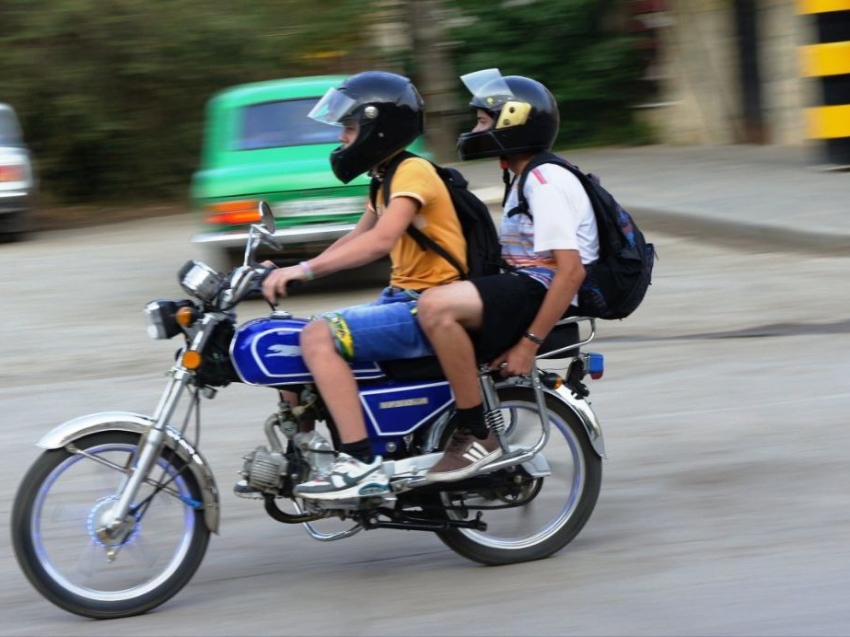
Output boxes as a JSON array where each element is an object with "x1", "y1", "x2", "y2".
[{"x1": 10, "y1": 203, "x2": 606, "y2": 619}]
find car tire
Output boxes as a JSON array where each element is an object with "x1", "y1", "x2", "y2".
[{"x1": 0, "y1": 211, "x2": 32, "y2": 243}]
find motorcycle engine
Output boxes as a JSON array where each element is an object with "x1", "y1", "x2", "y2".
[{"x1": 241, "y1": 446, "x2": 287, "y2": 492}]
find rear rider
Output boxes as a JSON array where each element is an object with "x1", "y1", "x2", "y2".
[{"x1": 418, "y1": 69, "x2": 599, "y2": 482}]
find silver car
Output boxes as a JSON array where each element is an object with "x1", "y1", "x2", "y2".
[{"x1": 0, "y1": 103, "x2": 36, "y2": 241}]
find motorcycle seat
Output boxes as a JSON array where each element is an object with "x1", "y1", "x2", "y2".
[{"x1": 380, "y1": 322, "x2": 580, "y2": 382}]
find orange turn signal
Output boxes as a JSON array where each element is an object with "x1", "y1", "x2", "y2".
[
  {"x1": 176, "y1": 306, "x2": 197, "y2": 327},
  {"x1": 182, "y1": 350, "x2": 202, "y2": 370},
  {"x1": 540, "y1": 372, "x2": 563, "y2": 390}
]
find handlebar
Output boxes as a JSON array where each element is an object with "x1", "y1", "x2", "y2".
[
  {"x1": 244, "y1": 266, "x2": 304, "y2": 309},
  {"x1": 247, "y1": 266, "x2": 304, "y2": 293}
]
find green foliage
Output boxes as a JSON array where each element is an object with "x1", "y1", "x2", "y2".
[
  {"x1": 0, "y1": 0, "x2": 373, "y2": 202},
  {"x1": 449, "y1": 0, "x2": 654, "y2": 148},
  {"x1": 0, "y1": 0, "x2": 655, "y2": 203}
]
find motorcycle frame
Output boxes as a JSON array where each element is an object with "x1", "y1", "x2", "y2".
[{"x1": 35, "y1": 311, "x2": 605, "y2": 537}]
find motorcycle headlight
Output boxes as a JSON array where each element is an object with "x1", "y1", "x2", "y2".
[
  {"x1": 178, "y1": 260, "x2": 223, "y2": 303},
  {"x1": 144, "y1": 300, "x2": 194, "y2": 340}
]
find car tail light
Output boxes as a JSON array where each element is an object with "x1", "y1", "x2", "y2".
[
  {"x1": 204, "y1": 200, "x2": 262, "y2": 226},
  {"x1": 0, "y1": 163, "x2": 25, "y2": 183}
]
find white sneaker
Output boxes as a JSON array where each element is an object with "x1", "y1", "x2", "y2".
[{"x1": 293, "y1": 453, "x2": 389, "y2": 500}]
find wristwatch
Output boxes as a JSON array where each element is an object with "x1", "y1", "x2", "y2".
[{"x1": 523, "y1": 331, "x2": 545, "y2": 346}]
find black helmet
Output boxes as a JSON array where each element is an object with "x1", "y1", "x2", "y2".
[
  {"x1": 456, "y1": 69, "x2": 559, "y2": 161},
  {"x1": 308, "y1": 71, "x2": 424, "y2": 183}
]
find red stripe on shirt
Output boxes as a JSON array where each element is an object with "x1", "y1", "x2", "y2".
[{"x1": 531, "y1": 168, "x2": 547, "y2": 184}]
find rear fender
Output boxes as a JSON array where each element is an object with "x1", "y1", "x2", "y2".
[
  {"x1": 426, "y1": 381, "x2": 607, "y2": 460},
  {"x1": 37, "y1": 411, "x2": 221, "y2": 533},
  {"x1": 549, "y1": 385, "x2": 607, "y2": 458}
]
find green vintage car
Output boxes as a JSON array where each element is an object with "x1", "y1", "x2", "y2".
[{"x1": 190, "y1": 75, "x2": 427, "y2": 269}]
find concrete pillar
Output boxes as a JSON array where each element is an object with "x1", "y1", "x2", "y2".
[{"x1": 798, "y1": 0, "x2": 850, "y2": 165}]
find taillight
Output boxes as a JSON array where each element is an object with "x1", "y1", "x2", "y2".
[
  {"x1": 586, "y1": 352, "x2": 604, "y2": 380},
  {"x1": 0, "y1": 164, "x2": 25, "y2": 183},
  {"x1": 204, "y1": 200, "x2": 262, "y2": 226}
]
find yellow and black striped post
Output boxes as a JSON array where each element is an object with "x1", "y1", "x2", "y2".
[{"x1": 799, "y1": 0, "x2": 850, "y2": 165}]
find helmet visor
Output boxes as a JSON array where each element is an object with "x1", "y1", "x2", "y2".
[
  {"x1": 460, "y1": 68, "x2": 514, "y2": 106},
  {"x1": 307, "y1": 87, "x2": 356, "y2": 127}
]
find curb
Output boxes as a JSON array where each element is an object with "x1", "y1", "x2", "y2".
[
  {"x1": 472, "y1": 188, "x2": 850, "y2": 255},
  {"x1": 629, "y1": 206, "x2": 850, "y2": 255}
]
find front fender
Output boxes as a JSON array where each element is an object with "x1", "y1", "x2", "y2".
[{"x1": 37, "y1": 411, "x2": 221, "y2": 533}]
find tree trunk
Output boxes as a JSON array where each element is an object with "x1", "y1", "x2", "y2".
[{"x1": 408, "y1": 0, "x2": 459, "y2": 163}]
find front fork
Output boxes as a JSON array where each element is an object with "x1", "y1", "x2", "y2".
[
  {"x1": 99, "y1": 318, "x2": 216, "y2": 542},
  {"x1": 97, "y1": 373, "x2": 190, "y2": 545}
]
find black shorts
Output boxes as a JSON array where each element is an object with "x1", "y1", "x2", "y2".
[{"x1": 470, "y1": 273, "x2": 548, "y2": 363}]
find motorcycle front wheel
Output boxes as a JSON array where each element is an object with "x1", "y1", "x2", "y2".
[
  {"x1": 437, "y1": 386, "x2": 602, "y2": 565},
  {"x1": 10, "y1": 430, "x2": 210, "y2": 619}
]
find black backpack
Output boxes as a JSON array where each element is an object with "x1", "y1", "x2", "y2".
[
  {"x1": 369, "y1": 151, "x2": 502, "y2": 280},
  {"x1": 507, "y1": 151, "x2": 655, "y2": 320}
]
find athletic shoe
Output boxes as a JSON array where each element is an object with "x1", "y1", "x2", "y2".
[
  {"x1": 425, "y1": 429, "x2": 503, "y2": 482},
  {"x1": 233, "y1": 479, "x2": 263, "y2": 499},
  {"x1": 293, "y1": 453, "x2": 389, "y2": 500}
]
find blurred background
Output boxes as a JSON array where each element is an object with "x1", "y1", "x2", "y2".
[
  {"x1": 2, "y1": 3, "x2": 849, "y2": 634},
  {"x1": 0, "y1": 0, "x2": 828, "y2": 214}
]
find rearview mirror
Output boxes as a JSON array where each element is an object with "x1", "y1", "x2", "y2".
[{"x1": 258, "y1": 201, "x2": 275, "y2": 235}]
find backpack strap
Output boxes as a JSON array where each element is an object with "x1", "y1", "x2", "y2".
[
  {"x1": 409, "y1": 161, "x2": 468, "y2": 279},
  {"x1": 505, "y1": 151, "x2": 564, "y2": 220},
  {"x1": 505, "y1": 151, "x2": 623, "y2": 257},
  {"x1": 368, "y1": 150, "x2": 416, "y2": 211},
  {"x1": 499, "y1": 159, "x2": 512, "y2": 208},
  {"x1": 368, "y1": 150, "x2": 467, "y2": 279}
]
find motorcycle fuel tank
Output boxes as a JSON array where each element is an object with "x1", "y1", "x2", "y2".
[{"x1": 230, "y1": 317, "x2": 385, "y2": 385}]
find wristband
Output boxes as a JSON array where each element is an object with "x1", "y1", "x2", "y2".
[
  {"x1": 523, "y1": 331, "x2": 545, "y2": 346},
  {"x1": 299, "y1": 260, "x2": 315, "y2": 281}
]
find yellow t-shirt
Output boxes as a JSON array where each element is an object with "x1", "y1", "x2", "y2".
[{"x1": 375, "y1": 157, "x2": 467, "y2": 290}]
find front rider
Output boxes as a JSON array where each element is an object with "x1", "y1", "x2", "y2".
[
  {"x1": 418, "y1": 69, "x2": 599, "y2": 482},
  {"x1": 261, "y1": 71, "x2": 466, "y2": 500}
]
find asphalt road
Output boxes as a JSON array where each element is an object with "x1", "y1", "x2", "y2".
[{"x1": 1, "y1": 215, "x2": 849, "y2": 636}]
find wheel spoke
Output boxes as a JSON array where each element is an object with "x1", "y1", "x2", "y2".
[
  {"x1": 13, "y1": 431, "x2": 210, "y2": 617},
  {"x1": 438, "y1": 387, "x2": 601, "y2": 563},
  {"x1": 73, "y1": 538, "x2": 106, "y2": 580},
  {"x1": 120, "y1": 534, "x2": 165, "y2": 569}
]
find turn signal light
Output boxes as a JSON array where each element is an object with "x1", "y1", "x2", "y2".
[
  {"x1": 176, "y1": 306, "x2": 198, "y2": 327},
  {"x1": 541, "y1": 372, "x2": 563, "y2": 390},
  {"x1": 182, "y1": 351, "x2": 202, "y2": 370}
]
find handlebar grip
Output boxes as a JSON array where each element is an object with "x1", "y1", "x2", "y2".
[
  {"x1": 246, "y1": 266, "x2": 277, "y2": 297},
  {"x1": 248, "y1": 267, "x2": 305, "y2": 298}
]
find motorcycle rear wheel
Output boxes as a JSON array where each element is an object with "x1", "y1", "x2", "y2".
[
  {"x1": 10, "y1": 431, "x2": 210, "y2": 619},
  {"x1": 437, "y1": 386, "x2": 601, "y2": 565}
]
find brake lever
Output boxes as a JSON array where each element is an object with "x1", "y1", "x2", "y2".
[{"x1": 248, "y1": 267, "x2": 305, "y2": 309}]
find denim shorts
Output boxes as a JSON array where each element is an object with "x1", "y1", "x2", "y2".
[{"x1": 315, "y1": 287, "x2": 434, "y2": 362}]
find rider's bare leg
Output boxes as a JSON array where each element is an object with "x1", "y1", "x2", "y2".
[
  {"x1": 418, "y1": 283, "x2": 502, "y2": 480},
  {"x1": 417, "y1": 282, "x2": 484, "y2": 409},
  {"x1": 299, "y1": 319, "x2": 373, "y2": 460}
]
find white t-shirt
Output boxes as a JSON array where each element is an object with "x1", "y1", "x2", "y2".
[{"x1": 501, "y1": 162, "x2": 599, "y2": 299}]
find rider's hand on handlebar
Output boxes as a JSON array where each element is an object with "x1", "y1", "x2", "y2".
[{"x1": 261, "y1": 264, "x2": 307, "y2": 303}]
